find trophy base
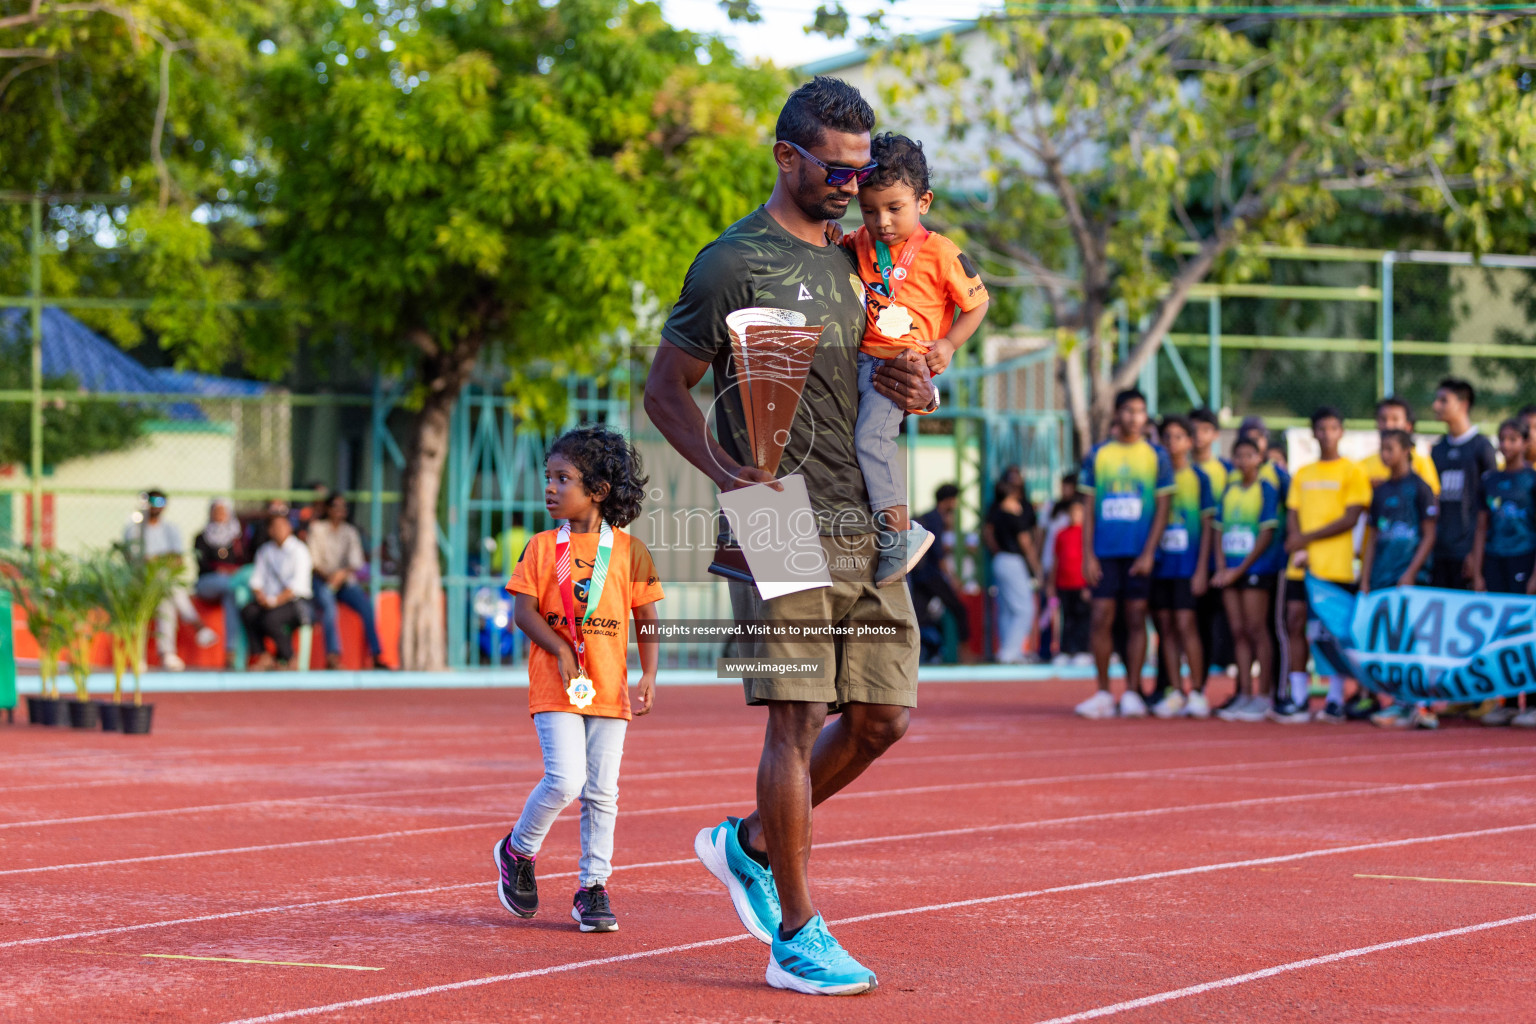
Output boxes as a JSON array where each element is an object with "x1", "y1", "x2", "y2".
[{"x1": 707, "y1": 543, "x2": 755, "y2": 585}]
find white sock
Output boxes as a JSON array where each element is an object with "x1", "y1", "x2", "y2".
[
  {"x1": 1289, "y1": 672, "x2": 1309, "y2": 705},
  {"x1": 1326, "y1": 676, "x2": 1346, "y2": 704}
]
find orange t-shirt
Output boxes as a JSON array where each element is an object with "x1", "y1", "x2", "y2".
[
  {"x1": 507, "y1": 527, "x2": 665, "y2": 720},
  {"x1": 845, "y1": 226, "x2": 990, "y2": 359}
]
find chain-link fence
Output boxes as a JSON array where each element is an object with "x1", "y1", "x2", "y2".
[{"x1": 1148, "y1": 251, "x2": 1536, "y2": 429}]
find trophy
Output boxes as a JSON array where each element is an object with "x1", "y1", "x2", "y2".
[{"x1": 708, "y1": 308, "x2": 824, "y2": 583}]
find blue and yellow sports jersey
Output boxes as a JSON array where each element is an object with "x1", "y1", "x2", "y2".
[
  {"x1": 1218, "y1": 477, "x2": 1282, "y2": 575},
  {"x1": 1155, "y1": 464, "x2": 1215, "y2": 579},
  {"x1": 1081, "y1": 439, "x2": 1175, "y2": 559},
  {"x1": 1200, "y1": 456, "x2": 1230, "y2": 497}
]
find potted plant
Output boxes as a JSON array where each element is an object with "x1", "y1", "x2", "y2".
[
  {"x1": 113, "y1": 550, "x2": 182, "y2": 735},
  {"x1": 89, "y1": 552, "x2": 141, "y2": 732},
  {"x1": 2, "y1": 552, "x2": 69, "y2": 726},
  {"x1": 59, "y1": 560, "x2": 105, "y2": 729}
]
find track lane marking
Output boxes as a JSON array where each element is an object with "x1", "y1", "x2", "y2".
[
  {"x1": 7, "y1": 779, "x2": 1536, "y2": 951},
  {"x1": 208, "y1": 821, "x2": 1536, "y2": 1024},
  {"x1": 1356, "y1": 873, "x2": 1536, "y2": 889},
  {"x1": 64, "y1": 949, "x2": 381, "y2": 971},
  {"x1": 6, "y1": 768, "x2": 1535, "y2": 878},
  {"x1": 1028, "y1": 911, "x2": 1536, "y2": 1023}
]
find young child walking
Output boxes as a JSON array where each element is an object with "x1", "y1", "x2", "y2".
[
  {"x1": 496, "y1": 425, "x2": 663, "y2": 933},
  {"x1": 843, "y1": 132, "x2": 991, "y2": 585}
]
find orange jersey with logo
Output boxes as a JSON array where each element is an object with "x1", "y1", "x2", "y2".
[
  {"x1": 507, "y1": 527, "x2": 665, "y2": 720},
  {"x1": 844, "y1": 226, "x2": 989, "y2": 359}
]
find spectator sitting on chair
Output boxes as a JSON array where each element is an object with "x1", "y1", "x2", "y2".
[
  {"x1": 242, "y1": 511, "x2": 313, "y2": 671},
  {"x1": 308, "y1": 492, "x2": 388, "y2": 670},
  {"x1": 193, "y1": 497, "x2": 249, "y2": 670},
  {"x1": 124, "y1": 489, "x2": 217, "y2": 672}
]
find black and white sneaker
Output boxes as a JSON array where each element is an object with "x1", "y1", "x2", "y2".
[
  {"x1": 493, "y1": 834, "x2": 538, "y2": 919},
  {"x1": 572, "y1": 885, "x2": 619, "y2": 932}
]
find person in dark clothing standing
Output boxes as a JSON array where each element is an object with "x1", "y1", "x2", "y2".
[
  {"x1": 1430, "y1": 377, "x2": 1498, "y2": 590},
  {"x1": 909, "y1": 483, "x2": 969, "y2": 662}
]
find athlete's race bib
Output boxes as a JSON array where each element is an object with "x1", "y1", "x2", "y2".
[
  {"x1": 1160, "y1": 526, "x2": 1190, "y2": 553},
  {"x1": 1440, "y1": 469, "x2": 1464, "y2": 500},
  {"x1": 1223, "y1": 530, "x2": 1255, "y2": 557},
  {"x1": 1101, "y1": 495, "x2": 1143, "y2": 522}
]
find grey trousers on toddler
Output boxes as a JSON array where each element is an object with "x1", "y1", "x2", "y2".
[{"x1": 855, "y1": 350, "x2": 909, "y2": 514}]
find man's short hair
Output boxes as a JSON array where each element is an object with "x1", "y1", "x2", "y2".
[
  {"x1": 1160, "y1": 413, "x2": 1193, "y2": 438},
  {"x1": 1114, "y1": 388, "x2": 1147, "y2": 412},
  {"x1": 1379, "y1": 428, "x2": 1413, "y2": 452},
  {"x1": 775, "y1": 76, "x2": 875, "y2": 149},
  {"x1": 1310, "y1": 405, "x2": 1344, "y2": 428},
  {"x1": 935, "y1": 483, "x2": 960, "y2": 504},
  {"x1": 866, "y1": 133, "x2": 930, "y2": 196},
  {"x1": 1231, "y1": 436, "x2": 1260, "y2": 455},
  {"x1": 1499, "y1": 417, "x2": 1529, "y2": 440},
  {"x1": 1061, "y1": 471, "x2": 1079, "y2": 486},
  {"x1": 1518, "y1": 404, "x2": 1536, "y2": 422},
  {"x1": 1437, "y1": 376, "x2": 1475, "y2": 409},
  {"x1": 1188, "y1": 407, "x2": 1219, "y2": 429},
  {"x1": 1376, "y1": 396, "x2": 1415, "y2": 426}
]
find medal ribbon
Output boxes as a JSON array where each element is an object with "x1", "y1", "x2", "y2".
[
  {"x1": 872, "y1": 225, "x2": 931, "y2": 300},
  {"x1": 554, "y1": 520, "x2": 613, "y2": 678}
]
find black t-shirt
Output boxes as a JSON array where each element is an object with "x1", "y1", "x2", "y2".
[
  {"x1": 912, "y1": 507, "x2": 949, "y2": 579},
  {"x1": 1431, "y1": 431, "x2": 1499, "y2": 559},
  {"x1": 987, "y1": 501, "x2": 1037, "y2": 557},
  {"x1": 1368, "y1": 473, "x2": 1437, "y2": 589},
  {"x1": 661, "y1": 206, "x2": 872, "y2": 536}
]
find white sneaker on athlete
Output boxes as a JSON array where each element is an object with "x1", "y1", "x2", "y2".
[
  {"x1": 1481, "y1": 705, "x2": 1519, "y2": 727},
  {"x1": 1051, "y1": 653, "x2": 1071, "y2": 666},
  {"x1": 1183, "y1": 691, "x2": 1211, "y2": 719},
  {"x1": 1226, "y1": 694, "x2": 1269, "y2": 723},
  {"x1": 1118, "y1": 690, "x2": 1149, "y2": 718},
  {"x1": 1151, "y1": 690, "x2": 1186, "y2": 719},
  {"x1": 1071, "y1": 653, "x2": 1094, "y2": 667},
  {"x1": 1075, "y1": 690, "x2": 1117, "y2": 719},
  {"x1": 161, "y1": 653, "x2": 186, "y2": 672},
  {"x1": 1510, "y1": 708, "x2": 1536, "y2": 728}
]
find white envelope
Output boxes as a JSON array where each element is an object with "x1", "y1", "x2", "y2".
[{"x1": 717, "y1": 474, "x2": 833, "y2": 600}]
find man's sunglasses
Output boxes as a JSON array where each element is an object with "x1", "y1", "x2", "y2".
[{"x1": 783, "y1": 140, "x2": 878, "y2": 187}]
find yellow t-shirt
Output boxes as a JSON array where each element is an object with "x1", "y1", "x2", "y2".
[
  {"x1": 1285, "y1": 458, "x2": 1373, "y2": 582},
  {"x1": 1358, "y1": 450, "x2": 1440, "y2": 493},
  {"x1": 1199, "y1": 457, "x2": 1229, "y2": 497}
]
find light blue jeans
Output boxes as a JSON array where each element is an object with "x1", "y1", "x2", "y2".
[
  {"x1": 510, "y1": 711, "x2": 629, "y2": 888},
  {"x1": 855, "y1": 351, "x2": 908, "y2": 514},
  {"x1": 992, "y1": 552, "x2": 1035, "y2": 664}
]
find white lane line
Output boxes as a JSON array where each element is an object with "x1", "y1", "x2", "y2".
[
  {"x1": 1029, "y1": 911, "x2": 1536, "y2": 1024},
  {"x1": 1356, "y1": 873, "x2": 1536, "y2": 889},
  {"x1": 8, "y1": 774, "x2": 1536, "y2": 952},
  {"x1": 7, "y1": 766, "x2": 1534, "y2": 879},
  {"x1": 209, "y1": 820, "x2": 1536, "y2": 1024}
]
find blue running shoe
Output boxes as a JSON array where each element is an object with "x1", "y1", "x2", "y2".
[
  {"x1": 694, "y1": 817, "x2": 780, "y2": 944},
  {"x1": 766, "y1": 914, "x2": 877, "y2": 996}
]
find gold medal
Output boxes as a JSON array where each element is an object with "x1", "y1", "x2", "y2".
[
  {"x1": 566, "y1": 674, "x2": 596, "y2": 709},
  {"x1": 875, "y1": 303, "x2": 914, "y2": 339}
]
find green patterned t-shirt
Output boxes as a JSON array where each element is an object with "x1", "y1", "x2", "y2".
[{"x1": 662, "y1": 206, "x2": 873, "y2": 535}]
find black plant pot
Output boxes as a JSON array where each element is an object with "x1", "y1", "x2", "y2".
[
  {"x1": 96, "y1": 701, "x2": 123, "y2": 732},
  {"x1": 67, "y1": 700, "x2": 100, "y2": 729},
  {"x1": 119, "y1": 703, "x2": 154, "y2": 735},
  {"x1": 26, "y1": 695, "x2": 64, "y2": 726}
]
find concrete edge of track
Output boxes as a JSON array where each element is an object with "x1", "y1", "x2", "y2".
[{"x1": 11, "y1": 662, "x2": 1134, "y2": 693}]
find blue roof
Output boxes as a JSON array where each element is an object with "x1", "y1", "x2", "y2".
[{"x1": 0, "y1": 306, "x2": 268, "y2": 421}]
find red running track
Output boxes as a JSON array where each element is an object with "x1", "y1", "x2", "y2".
[{"x1": 3, "y1": 680, "x2": 1535, "y2": 1023}]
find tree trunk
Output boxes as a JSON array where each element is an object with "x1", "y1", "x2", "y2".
[
  {"x1": 1061, "y1": 337, "x2": 1091, "y2": 458},
  {"x1": 397, "y1": 332, "x2": 483, "y2": 671},
  {"x1": 398, "y1": 393, "x2": 453, "y2": 671}
]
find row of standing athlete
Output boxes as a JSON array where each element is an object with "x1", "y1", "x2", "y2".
[{"x1": 1068, "y1": 377, "x2": 1536, "y2": 730}]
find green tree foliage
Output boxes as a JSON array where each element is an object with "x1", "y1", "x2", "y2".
[
  {"x1": 0, "y1": 0, "x2": 284, "y2": 372},
  {"x1": 0, "y1": 344, "x2": 148, "y2": 466},
  {"x1": 881, "y1": 3, "x2": 1536, "y2": 442},
  {"x1": 255, "y1": 0, "x2": 783, "y2": 667}
]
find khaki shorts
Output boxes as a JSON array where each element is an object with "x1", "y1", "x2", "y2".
[{"x1": 727, "y1": 533, "x2": 919, "y2": 709}]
